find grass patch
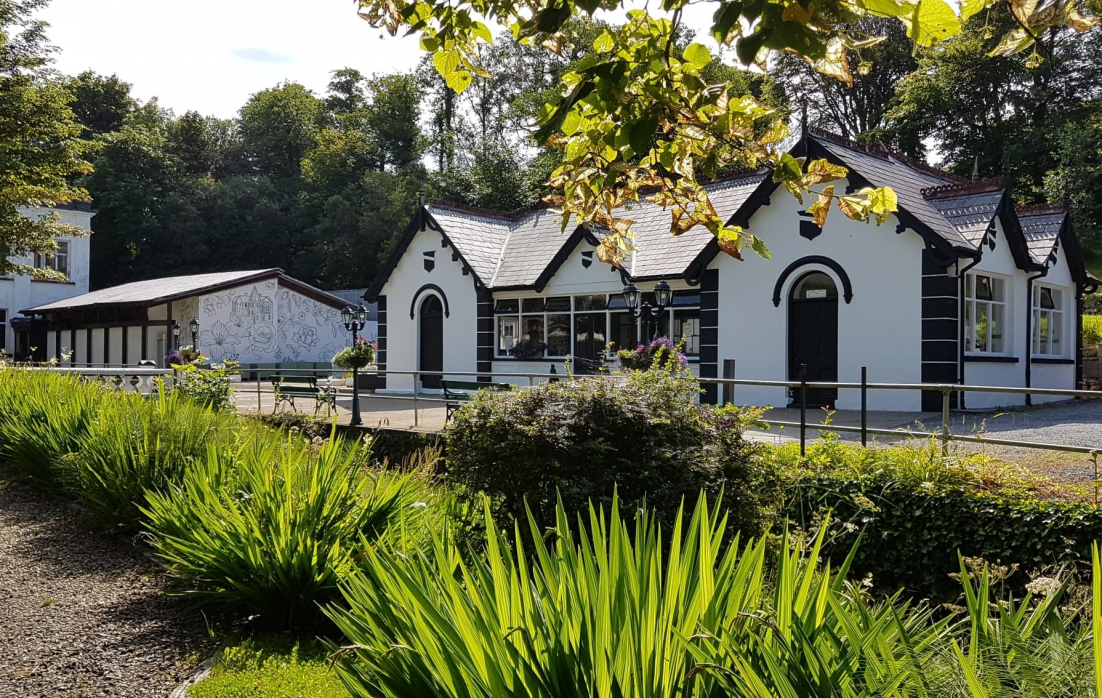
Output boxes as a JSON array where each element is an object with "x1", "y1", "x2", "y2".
[
  {"x1": 188, "y1": 637, "x2": 348, "y2": 698},
  {"x1": 1084, "y1": 314, "x2": 1102, "y2": 346}
]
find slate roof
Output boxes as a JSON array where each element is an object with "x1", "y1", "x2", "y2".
[
  {"x1": 810, "y1": 130, "x2": 974, "y2": 248},
  {"x1": 26, "y1": 269, "x2": 347, "y2": 313},
  {"x1": 424, "y1": 172, "x2": 767, "y2": 289},
  {"x1": 623, "y1": 174, "x2": 765, "y2": 279},
  {"x1": 921, "y1": 182, "x2": 1007, "y2": 247},
  {"x1": 1017, "y1": 206, "x2": 1067, "y2": 266}
]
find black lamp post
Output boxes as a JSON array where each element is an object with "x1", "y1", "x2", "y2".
[
  {"x1": 622, "y1": 279, "x2": 673, "y2": 341},
  {"x1": 341, "y1": 304, "x2": 369, "y2": 427},
  {"x1": 170, "y1": 319, "x2": 181, "y2": 350},
  {"x1": 189, "y1": 317, "x2": 200, "y2": 350}
]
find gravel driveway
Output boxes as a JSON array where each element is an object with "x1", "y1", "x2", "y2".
[
  {"x1": 954, "y1": 399, "x2": 1102, "y2": 450},
  {"x1": 0, "y1": 474, "x2": 212, "y2": 697}
]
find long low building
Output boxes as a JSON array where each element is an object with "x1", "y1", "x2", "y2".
[
  {"x1": 21, "y1": 269, "x2": 352, "y2": 366},
  {"x1": 366, "y1": 127, "x2": 1098, "y2": 411}
]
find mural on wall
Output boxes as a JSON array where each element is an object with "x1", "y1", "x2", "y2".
[{"x1": 196, "y1": 280, "x2": 345, "y2": 363}]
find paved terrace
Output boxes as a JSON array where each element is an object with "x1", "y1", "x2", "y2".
[{"x1": 231, "y1": 381, "x2": 939, "y2": 442}]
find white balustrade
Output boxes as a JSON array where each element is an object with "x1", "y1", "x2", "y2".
[{"x1": 25, "y1": 366, "x2": 175, "y2": 395}]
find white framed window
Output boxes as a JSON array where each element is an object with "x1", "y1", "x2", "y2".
[
  {"x1": 494, "y1": 291, "x2": 701, "y2": 360},
  {"x1": 964, "y1": 273, "x2": 1008, "y2": 355},
  {"x1": 1032, "y1": 285, "x2": 1064, "y2": 357},
  {"x1": 34, "y1": 240, "x2": 70, "y2": 278}
]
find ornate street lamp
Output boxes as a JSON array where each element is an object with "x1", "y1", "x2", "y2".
[
  {"x1": 170, "y1": 319, "x2": 181, "y2": 350},
  {"x1": 622, "y1": 280, "x2": 673, "y2": 342},
  {"x1": 342, "y1": 304, "x2": 369, "y2": 427},
  {"x1": 189, "y1": 317, "x2": 200, "y2": 350}
]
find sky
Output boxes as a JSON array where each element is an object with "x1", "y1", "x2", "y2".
[
  {"x1": 35, "y1": 0, "x2": 721, "y2": 120},
  {"x1": 36, "y1": 0, "x2": 428, "y2": 118}
]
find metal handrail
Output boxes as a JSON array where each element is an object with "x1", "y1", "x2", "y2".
[{"x1": 234, "y1": 365, "x2": 1102, "y2": 456}]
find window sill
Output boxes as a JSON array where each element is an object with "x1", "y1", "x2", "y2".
[
  {"x1": 30, "y1": 278, "x2": 74, "y2": 285},
  {"x1": 964, "y1": 355, "x2": 1020, "y2": 363},
  {"x1": 1031, "y1": 357, "x2": 1075, "y2": 365}
]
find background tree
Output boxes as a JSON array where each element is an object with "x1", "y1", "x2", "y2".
[
  {"x1": 0, "y1": 0, "x2": 94, "y2": 278},
  {"x1": 772, "y1": 17, "x2": 914, "y2": 141},
  {"x1": 65, "y1": 70, "x2": 136, "y2": 137}
]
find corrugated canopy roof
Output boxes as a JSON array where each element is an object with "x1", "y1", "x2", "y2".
[{"x1": 24, "y1": 269, "x2": 346, "y2": 313}]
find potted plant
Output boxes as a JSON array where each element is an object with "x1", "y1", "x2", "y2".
[
  {"x1": 508, "y1": 339, "x2": 548, "y2": 360},
  {"x1": 333, "y1": 338, "x2": 376, "y2": 370}
]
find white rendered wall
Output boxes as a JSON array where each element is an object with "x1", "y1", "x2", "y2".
[
  {"x1": 1, "y1": 207, "x2": 92, "y2": 354},
  {"x1": 711, "y1": 179, "x2": 925, "y2": 411},
  {"x1": 380, "y1": 225, "x2": 479, "y2": 392}
]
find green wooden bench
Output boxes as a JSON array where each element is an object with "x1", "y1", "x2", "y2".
[
  {"x1": 441, "y1": 380, "x2": 512, "y2": 422},
  {"x1": 271, "y1": 375, "x2": 337, "y2": 416}
]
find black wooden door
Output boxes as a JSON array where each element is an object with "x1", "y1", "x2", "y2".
[
  {"x1": 573, "y1": 313, "x2": 606, "y2": 374},
  {"x1": 419, "y1": 295, "x2": 444, "y2": 389},
  {"x1": 788, "y1": 298, "x2": 838, "y2": 407}
]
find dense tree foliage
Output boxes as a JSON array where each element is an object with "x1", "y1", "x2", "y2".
[
  {"x1": 0, "y1": 0, "x2": 93, "y2": 278},
  {"x1": 22, "y1": 0, "x2": 1096, "y2": 291}
]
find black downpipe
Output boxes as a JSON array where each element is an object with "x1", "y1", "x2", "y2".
[
  {"x1": 1024, "y1": 269, "x2": 1048, "y2": 407},
  {"x1": 956, "y1": 255, "x2": 982, "y2": 409}
]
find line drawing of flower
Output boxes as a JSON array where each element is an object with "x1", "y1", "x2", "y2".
[
  {"x1": 249, "y1": 324, "x2": 275, "y2": 352},
  {"x1": 292, "y1": 325, "x2": 319, "y2": 348},
  {"x1": 199, "y1": 320, "x2": 242, "y2": 361}
]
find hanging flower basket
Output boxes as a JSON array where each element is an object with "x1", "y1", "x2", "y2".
[{"x1": 333, "y1": 338, "x2": 376, "y2": 370}]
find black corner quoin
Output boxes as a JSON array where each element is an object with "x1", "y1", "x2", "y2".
[
  {"x1": 408, "y1": 284, "x2": 450, "y2": 320},
  {"x1": 772, "y1": 256, "x2": 853, "y2": 307}
]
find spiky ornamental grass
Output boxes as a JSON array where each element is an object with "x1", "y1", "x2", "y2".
[
  {"x1": 0, "y1": 369, "x2": 102, "y2": 484},
  {"x1": 57, "y1": 389, "x2": 247, "y2": 530},
  {"x1": 143, "y1": 434, "x2": 435, "y2": 629},
  {"x1": 327, "y1": 495, "x2": 952, "y2": 698}
]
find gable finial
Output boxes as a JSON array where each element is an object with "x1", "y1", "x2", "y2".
[{"x1": 971, "y1": 156, "x2": 979, "y2": 182}]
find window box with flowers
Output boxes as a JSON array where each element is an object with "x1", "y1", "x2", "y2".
[{"x1": 508, "y1": 339, "x2": 548, "y2": 360}]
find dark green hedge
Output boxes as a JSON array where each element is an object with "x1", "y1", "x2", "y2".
[{"x1": 783, "y1": 474, "x2": 1102, "y2": 601}]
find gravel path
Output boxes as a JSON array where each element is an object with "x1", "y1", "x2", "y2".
[
  {"x1": 0, "y1": 474, "x2": 212, "y2": 697},
  {"x1": 954, "y1": 399, "x2": 1102, "y2": 450}
]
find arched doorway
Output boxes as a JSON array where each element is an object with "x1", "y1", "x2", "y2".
[
  {"x1": 788, "y1": 271, "x2": 839, "y2": 407},
  {"x1": 418, "y1": 295, "x2": 444, "y2": 390}
]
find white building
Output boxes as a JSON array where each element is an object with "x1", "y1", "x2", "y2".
[
  {"x1": 23, "y1": 269, "x2": 351, "y2": 367},
  {"x1": 366, "y1": 129, "x2": 1096, "y2": 411},
  {"x1": 3, "y1": 204, "x2": 93, "y2": 358}
]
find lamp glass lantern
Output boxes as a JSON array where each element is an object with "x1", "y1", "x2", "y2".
[
  {"x1": 355, "y1": 303, "x2": 368, "y2": 326},
  {"x1": 341, "y1": 306, "x2": 353, "y2": 327},
  {"x1": 654, "y1": 280, "x2": 673, "y2": 309},
  {"x1": 188, "y1": 317, "x2": 199, "y2": 336},
  {"x1": 622, "y1": 283, "x2": 640, "y2": 311},
  {"x1": 171, "y1": 320, "x2": 181, "y2": 337}
]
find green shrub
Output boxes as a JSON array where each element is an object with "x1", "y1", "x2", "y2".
[
  {"x1": 144, "y1": 434, "x2": 438, "y2": 628},
  {"x1": 1084, "y1": 314, "x2": 1102, "y2": 346},
  {"x1": 445, "y1": 365, "x2": 767, "y2": 533},
  {"x1": 0, "y1": 370, "x2": 103, "y2": 484},
  {"x1": 188, "y1": 637, "x2": 349, "y2": 698},
  {"x1": 173, "y1": 361, "x2": 239, "y2": 411},
  {"x1": 327, "y1": 495, "x2": 950, "y2": 698},
  {"x1": 57, "y1": 390, "x2": 245, "y2": 530},
  {"x1": 773, "y1": 439, "x2": 1102, "y2": 601}
]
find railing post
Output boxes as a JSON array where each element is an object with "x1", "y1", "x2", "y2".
[
  {"x1": 256, "y1": 374, "x2": 262, "y2": 414},
  {"x1": 722, "y1": 359, "x2": 736, "y2": 405},
  {"x1": 941, "y1": 386, "x2": 951, "y2": 455},
  {"x1": 413, "y1": 371, "x2": 419, "y2": 428},
  {"x1": 861, "y1": 366, "x2": 868, "y2": 447},
  {"x1": 800, "y1": 363, "x2": 807, "y2": 458}
]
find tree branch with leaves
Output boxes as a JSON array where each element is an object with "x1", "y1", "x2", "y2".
[{"x1": 355, "y1": 0, "x2": 1095, "y2": 266}]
